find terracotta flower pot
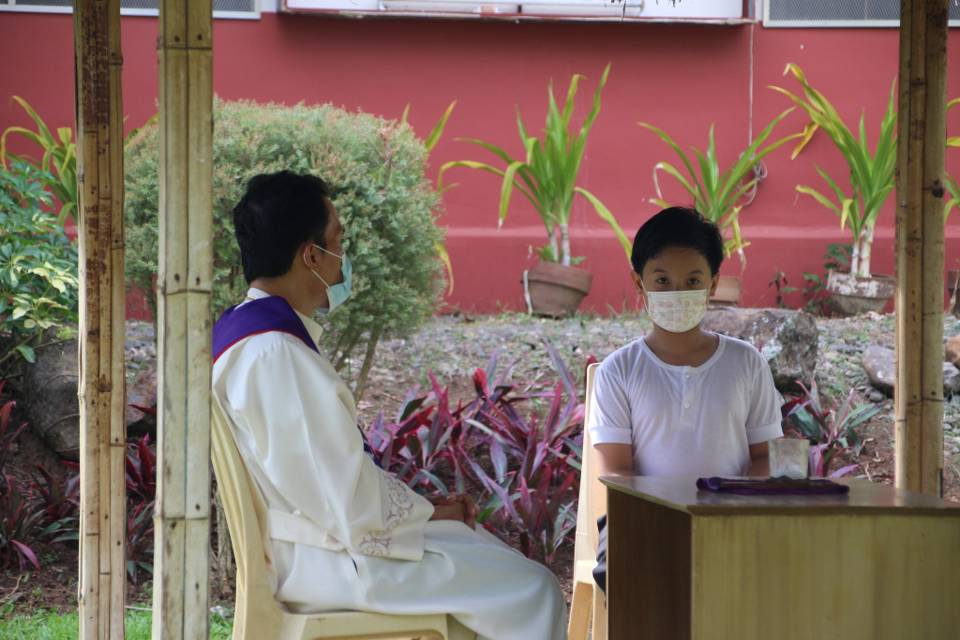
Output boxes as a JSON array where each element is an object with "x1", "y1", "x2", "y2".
[
  {"x1": 826, "y1": 270, "x2": 896, "y2": 316},
  {"x1": 522, "y1": 261, "x2": 593, "y2": 318}
]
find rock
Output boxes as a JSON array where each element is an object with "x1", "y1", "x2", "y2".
[
  {"x1": 20, "y1": 322, "x2": 158, "y2": 461},
  {"x1": 947, "y1": 335, "x2": 960, "y2": 368},
  {"x1": 946, "y1": 364, "x2": 960, "y2": 397},
  {"x1": 862, "y1": 345, "x2": 960, "y2": 398},
  {"x1": 701, "y1": 308, "x2": 818, "y2": 391},
  {"x1": 126, "y1": 364, "x2": 157, "y2": 439},
  {"x1": 862, "y1": 346, "x2": 895, "y2": 396},
  {"x1": 21, "y1": 334, "x2": 80, "y2": 460},
  {"x1": 868, "y1": 390, "x2": 886, "y2": 403}
]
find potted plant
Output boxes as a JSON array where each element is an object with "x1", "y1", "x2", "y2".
[
  {"x1": 639, "y1": 109, "x2": 802, "y2": 306},
  {"x1": 772, "y1": 64, "x2": 898, "y2": 316},
  {"x1": 439, "y1": 64, "x2": 631, "y2": 317},
  {"x1": 945, "y1": 97, "x2": 959, "y2": 317}
]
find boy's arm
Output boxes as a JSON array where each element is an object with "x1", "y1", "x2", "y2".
[
  {"x1": 589, "y1": 360, "x2": 635, "y2": 477},
  {"x1": 747, "y1": 441, "x2": 771, "y2": 477},
  {"x1": 744, "y1": 349, "x2": 784, "y2": 477},
  {"x1": 595, "y1": 443, "x2": 634, "y2": 477}
]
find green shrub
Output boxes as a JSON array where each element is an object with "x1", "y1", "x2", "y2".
[
  {"x1": 124, "y1": 100, "x2": 445, "y2": 397},
  {"x1": 0, "y1": 161, "x2": 79, "y2": 375}
]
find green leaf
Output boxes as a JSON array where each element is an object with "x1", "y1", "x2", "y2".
[
  {"x1": 639, "y1": 122, "x2": 706, "y2": 201},
  {"x1": 11, "y1": 306, "x2": 28, "y2": 320},
  {"x1": 796, "y1": 185, "x2": 841, "y2": 215},
  {"x1": 423, "y1": 101, "x2": 456, "y2": 152},
  {"x1": 574, "y1": 186, "x2": 631, "y2": 261},
  {"x1": 16, "y1": 344, "x2": 36, "y2": 363},
  {"x1": 651, "y1": 161, "x2": 699, "y2": 202},
  {"x1": 498, "y1": 160, "x2": 527, "y2": 226},
  {"x1": 435, "y1": 241, "x2": 454, "y2": 295}
]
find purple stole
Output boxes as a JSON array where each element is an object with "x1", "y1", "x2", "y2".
[{"x1": 212, "y1": 296, "x2": 380, "y2": 466}]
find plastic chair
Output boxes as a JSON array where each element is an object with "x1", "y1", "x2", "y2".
[
  {"x1": 211, "y1": 394, "x2": 476, "y2": 640},
  {"x1": 567, "y1": 363, "x2": 608, "y2": 640}
]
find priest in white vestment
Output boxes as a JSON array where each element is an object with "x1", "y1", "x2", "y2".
[{"x1": 211, "y1": 171, "x2": 567, "y2": 640}]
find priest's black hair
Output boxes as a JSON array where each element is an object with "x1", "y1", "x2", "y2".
[{"x1": 232, "y1": 170, "x2": 332, "y2": 283}]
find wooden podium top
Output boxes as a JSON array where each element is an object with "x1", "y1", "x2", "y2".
[{"x1": 600, "y1": 475, "x2": 960, "y2": 516}]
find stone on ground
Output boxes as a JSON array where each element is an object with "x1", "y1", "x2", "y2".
[
  {"x1": 862, "y1": 345, "x2": 960, "y2": 397},
  {"x1": 702, "y1": 308, "x2": 818, "y2": 391}
]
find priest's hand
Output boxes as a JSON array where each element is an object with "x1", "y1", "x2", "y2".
[{"x1": 429, "y1": 494, "x2": 477, "y2": 529}]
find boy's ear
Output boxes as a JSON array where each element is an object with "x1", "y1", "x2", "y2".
[
  {"x1": 630, "y1": 270, "x2": 644, "y2": 292},
  {"x1": 709, "y1": 273, "x2": 720, "y2": 297}
]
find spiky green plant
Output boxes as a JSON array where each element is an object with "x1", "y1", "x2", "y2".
[
  {"x1": 640, "y1": 108, "x2": 801, "y2": 266},
  {"x1": 439, "y1": 64, "x2": 630, "y2": 267},
  {"x1": 771, "y1": 64, "x2": 897, "y2": 279}
]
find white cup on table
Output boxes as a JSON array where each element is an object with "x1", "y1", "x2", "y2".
[{"x1": 768, "y1": 438, "x2": 810, "y2": 479}]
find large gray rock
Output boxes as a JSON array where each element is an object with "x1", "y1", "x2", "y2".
[
  {"x1": 947, "y1": 335, "x2": 960, "y2": 368},
  {"x1": 946, "y1": 364, "x2": 960, "y2": 397},
  {"x1": 862, "y1": 345, "x2": 960, "y2": 397},
  {"x1": 126, "y1": 364, "x2": 157, "y2": 439},
  {"x1": 862, "y1": 346, "x2": 896, "y2": 396},
  {"x1": 20, "y1": 322, "x2": 159, "y2": 460},
  {"x1": 21, "y1": 335, "x2": 80, "y2": 460},
  {"x1": 701, "y1": 308, "x2": 818, "y2": 391}
]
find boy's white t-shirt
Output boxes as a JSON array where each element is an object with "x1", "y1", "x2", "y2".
[{"x1": 588, "y1": 334, "x2": 783, "y2": 477}]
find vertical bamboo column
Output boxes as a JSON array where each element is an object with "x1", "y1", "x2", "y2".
[
  {"x1": 895, "y1": 0, "x2": 949, "y2": 495},
  {"x1": 152, "y1": 0, "x2": 213, "y2": 638},
  {"x1": 74, "y1": 0, "x2": 127, "y2": 638}
]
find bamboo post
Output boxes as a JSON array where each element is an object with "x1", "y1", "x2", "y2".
[
  {"x1": 895, "y1": 0, "x2": 949, "y2": 496},
  {"x1": 74, "y1": 0, "x2": 127, "y2": 638},
  {"x1": 152, "y1": 0, "x2": 213, "y2": 637}
]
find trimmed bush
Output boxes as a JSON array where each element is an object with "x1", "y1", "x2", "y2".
[{"x1": 124, "y1": 100, "x2": 445, "y2": 395}]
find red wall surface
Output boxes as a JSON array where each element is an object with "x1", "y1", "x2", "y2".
[{"x1": 2, "y1": 11, "x2": 959, "y2": 317}]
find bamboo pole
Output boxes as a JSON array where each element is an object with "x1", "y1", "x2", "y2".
[
  {"x1": 895, "y1": 0, "x2": 949, "y2": 495},
  {"x1": 152, "y1": 1, "x2": 213, "y2": 637},
  {"x1": 74, "y1": 0, "x2": 127, "y2": 638}
]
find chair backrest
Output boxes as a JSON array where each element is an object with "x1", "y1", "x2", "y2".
[
  {"x1": 573, "y1": 363, "x2": 605, "y2": 561},
  {"x1": 210, "y1": 394, "x2": 286, "y2": 637}
]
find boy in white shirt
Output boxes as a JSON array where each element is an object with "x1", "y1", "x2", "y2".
[{"x1": 589, "y1": 206, "x2": 783, "y2": 593}]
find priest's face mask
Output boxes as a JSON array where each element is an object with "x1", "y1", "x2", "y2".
[{"x1": 302, "y1": 199, "x2": 349, "y2": 310}]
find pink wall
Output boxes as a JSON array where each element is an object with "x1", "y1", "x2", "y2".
[{"x1": 2, "y1": 11, "x2": 958, "y2": 316}]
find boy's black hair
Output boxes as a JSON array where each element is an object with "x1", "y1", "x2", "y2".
[
  {"x1": 232, "y1": 171, "x2": 332, "y2": 284},
  {"x1": 630, "y1": 206, "x2": 724, "y2": 276}
]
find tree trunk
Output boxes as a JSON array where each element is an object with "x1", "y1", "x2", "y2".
[
  {"x1": 850, "y1": 237, "x2": 862, "y2": 276},
  {"x1": 858, "y1": 226, "x2": 875, "y2": 278},
  {"x1": 560, "y1": 224, "x2": 571, "y2": 267},
  {"x1": 353, "y1": 326, "x2": 383, "y2": 404}
]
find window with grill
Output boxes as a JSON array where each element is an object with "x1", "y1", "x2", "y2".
[
  {"x1": 764, "y1": 0, "x2": 960, "y2": 27},
  {"x1": 0, "y1": 0, "x2": 259, "y2": 19},
  {"x1": 281, "y1": 0, "x2": 746, "y2": 22}
]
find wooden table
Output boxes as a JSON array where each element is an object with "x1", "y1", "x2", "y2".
[{"x1": 601, "y1": 476, "x2": 960, "y2": 640}]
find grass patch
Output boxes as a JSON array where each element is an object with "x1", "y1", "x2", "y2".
[{"x1": 0, "y1": 609, "x2": 233, "y2": 639}]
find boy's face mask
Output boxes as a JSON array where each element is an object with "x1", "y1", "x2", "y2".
[
  {"x1": 307, "y1": 244, "x2": 352, "y2": 314},
  {"x1": 643, "y1": 288, "x2": 709, "y2": 334}
]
